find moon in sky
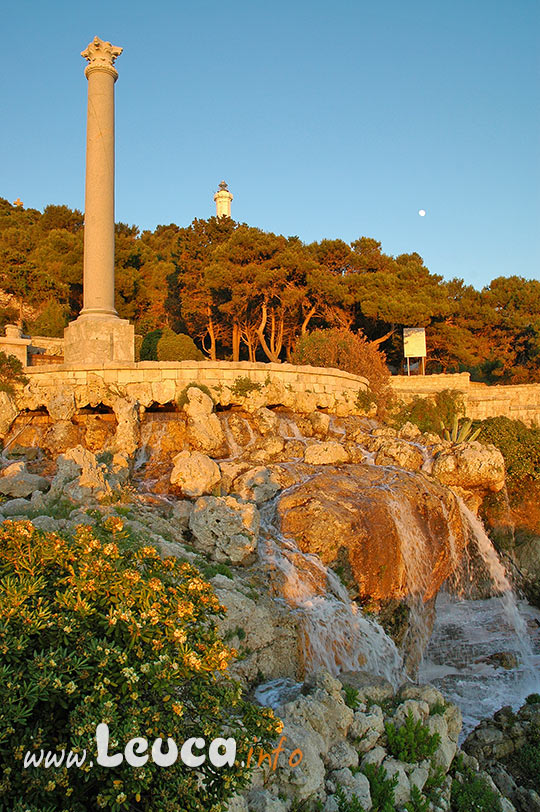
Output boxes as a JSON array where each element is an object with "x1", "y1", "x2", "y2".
[{"x1": 418, "y1": 209, "x2": 426, "y2": 216}]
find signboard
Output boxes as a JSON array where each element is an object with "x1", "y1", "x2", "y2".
[{"x1": 403, "y1": 327, "x2": 426, "y2": 358}]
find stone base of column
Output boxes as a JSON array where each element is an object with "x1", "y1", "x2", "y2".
[{"x1": 64, "y1": 315, "x2": 134, "y2": 365}]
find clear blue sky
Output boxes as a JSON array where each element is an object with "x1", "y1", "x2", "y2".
[{"x1": 1, "y1": 0, "x2": 539, "y2": 288}]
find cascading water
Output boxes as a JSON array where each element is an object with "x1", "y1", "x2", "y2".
[
  {"x1": 419, "y1": 497, "x2": 540, "y2": 737},
  {"x1": 258, "y1": 493, "x2": 403, "y2": 688}
]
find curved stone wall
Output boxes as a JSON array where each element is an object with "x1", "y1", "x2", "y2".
[{"x1": 17, "y1": 360, "x2": 369, "y2": 419}]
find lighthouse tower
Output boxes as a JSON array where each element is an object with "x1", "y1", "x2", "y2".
[{"x1": 214, "y1": 180, "x2": 233, "y2": 218}]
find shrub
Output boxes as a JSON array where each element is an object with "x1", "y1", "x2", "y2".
[
  {"x1": 156, "y1": 328, "x2": 204, "y2": 362},
  {"x1": 392, "y1": 389, "x2": 465, "y2": 436},
  {"x1": 384, "y1": 710, "x2": 440, "y2": 763},
  {"x1": 176, "y1": 382, "x2": 214, "y2": 410},
  {"x1": 140, "y1": 328, "x2": 163, "y2": 361},
  {"x1": 362, "y1": 763, "x2": 398, "y2": 812},
  {"x1": 0, "y1": 350, "x2": 28, "y2": 394},
  {"x1": 29, "y1": 301, "x2": 69, "y2": 338},
  {"x1": 230, "y1": 376, "x2": 263, "y2": 397},
  {"x1": 291, "y1": 328, "x2": 392, "y2": 414},
  {"x1": 335, "y1": 785, "x2": 368, "y2": 812},
  {"x1": 476, "y1": 416, "x2": 540, "y2": 487},
  {"x1": 405, "y1": 785, "x2": 431, "y2": 812},
  {"x1": 343, "y1": 684, "x2": 360, "y2": 710},
  {"x1": 0, "y1": 519, "x2": 280, "y2": 811},
  {"x1": 450, "y1": 770, "x2": 502, "y2": 812}
]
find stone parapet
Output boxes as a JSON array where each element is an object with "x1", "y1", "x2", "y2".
[
  {"x1": 390, "y1": 373, "x2": 540, "y2": 426},
  {"x1": 17, "y1": 360, "x2": 369, "y2": 418}
]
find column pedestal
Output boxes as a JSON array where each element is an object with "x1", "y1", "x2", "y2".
[{"x1": 64, "y1": 315, "x2": 134, "y2": 365}]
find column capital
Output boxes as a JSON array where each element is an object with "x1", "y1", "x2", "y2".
[{"x1": 81, "y1": 36, "x2": 123, "y2": 81}]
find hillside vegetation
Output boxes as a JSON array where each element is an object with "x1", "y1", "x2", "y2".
[{"x1": 1, "y1": 197, "x2": 539, "y2": 382}]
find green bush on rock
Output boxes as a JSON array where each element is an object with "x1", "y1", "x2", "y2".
[
  {"x1": 384, "y1": 710, "x2": 440, "y2": 763},
  {"x1": 0, "y1": 519, "x2": 280, "y2": 812}
]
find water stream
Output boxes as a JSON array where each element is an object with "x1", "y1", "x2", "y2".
[
  {"x1": 259, "y1": 490, "x2": 404, "y2": 687},
  {"x1": 419, "y1": 499, "x2": 540, "y2": 737}
]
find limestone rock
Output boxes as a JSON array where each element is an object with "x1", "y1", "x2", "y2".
[
  {"x1": 1, "y1": 497, "x2": 34, "y2": 516},
  {"x1": 50, "y1": 446, "x2": 111, "y2": 502},
  {"x1": 171, "y1": 499, "x2": 193, "y2": 529},
  {"x1": 374, "y1": 439, "x2": 424, "y2": 471},
  {"x1": 309, "y1": 411, "x2": 331, "y2": 438},
  {"x1": 252, "y1": 407, "x2": 279, "y2": 436},
  {"x1": 182, "y1": 386, "x2": 214, "y2": 418},
  {"x1": 398, "y1": 422, "x2": 422, "y2": 440},
  {"x1": 0, "y1": 461, "x2": 49, "y2": 498},
  {"x1": 170, "y1": 450, "x2": 221, "y2": 498},
  {"x1": 111, "y1": 397, "x2": 140, "y2": 456},
  {"x1": 182, "y1": 386, "x2": 225, "y2": 454},
  {"x1": 233, "y1": 466, "x2": 281, "y2": 504},
  {"x1": 224, "y1": 795, "x2": 249, "y2": 812},
  {"x1": 427, "y1": 714, "x2": 457, "y2": 771},
  {"x1": 0, "y1": 391, "x2": 18, "y2": 438},
  {"x1": 246, "y1": 789, "x2": 288, "y2": 812},
  {"x1": 324, "y1": 740, "x2": 359, "y2": 771},
  {"x1": 189, "y1": 495, "x2": 259, "y2": 565},
  {"x1": 277, "y1": 464, "x2": 467, "y2": 605},
  {"x1": 381, "y1": 757, "x2": 410, "y2": 805},
  {"x1": 431, "y1": 441, "x2": 505, "y2": 493},
  {"x1": 304, "y1": 442, "x2": 350, "y2": 466},
  {"x1": 213, "y1": 576, "x2": 299, "y2": 683}
]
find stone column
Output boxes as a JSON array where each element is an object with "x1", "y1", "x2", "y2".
[
  {"x1": 214, "y1": 180, "x2": 233, "y2": 218},
  {"x1": 64, "y1": 36, "x2": 134, "y2": 365}
]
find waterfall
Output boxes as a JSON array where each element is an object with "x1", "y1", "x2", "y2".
[
  {"x1": 419, "y1": 497, "x2": 540, "y2": 737},
  {"x1": 259, "y1": 497, "x2": 403, "y2": 687}
]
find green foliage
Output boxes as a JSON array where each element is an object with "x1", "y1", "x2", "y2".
[
  {"x1": 450, "y1": 769, "x2": 502, "y2": 812},
  {"x1": 230, "y1": 376, "x2": 263, "y2": 397},
  {"x1": 384, "y1": 710, "x2": 441, "y2": 763},
  {"x1": 362, "y1": 762, "x2": 398, "y2": 812},
  {"x1": 476, "y1": 416, "x2": 540, "y2": 486},
  {"x1": 443, "y1": 415, "x2": 481, "y2": 444},
  {"x1": 196, "y1": 560, "x2": 234, "y2": 581},
  {"x1": 423, "y1": 766, "x2": 446, "y2": 804},
  {"x1": 176, "y1": 382, "x2": 214, "y2": 410},
  {"x1": 405, "y1": 784, "x2": 431, "y2": 812},
  {"x1": 526, "y1": 693, "x2": 540, "y2": 704},
  {"x1": 392, "y1": 388, "x2": 465, "y2": 436},
  {"x1": 29, "y1": 300, "x2": 69, "y2": 337},
  {"x1": 291, "y1": 328, "x2": 392, "y2": 414},
  {"x1": 355, "y1": 388, "x2": 377, "y2": 414},
  {"x1": 140, "y1": 328, "x2": 162, "y2": 361},
  {"x1": 156, "y1": 328, "x2": 204, "y2": 362},
  {"x1": 521, "y1": 739, "x2": 540, "y2": 782},
  {"x1": 0, "y1": 350, "x2": 28, "y2": 394},
  {"x1": 0, "y1": 519, "x2": 280, "y2": 811},
  {"x1": 335, "y1": 785, "x2": 367, "y2": 812},
  {"x1": 343, "y1": 684, "x2": 360, "y2": 710},
  {"x1": 429, "y1": 701, "x2": 446, "y2": 716}
]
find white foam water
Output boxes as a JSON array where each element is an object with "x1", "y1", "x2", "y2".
[
  {"x1": 259, "y1": 498, "x2": 403, "y2": 687},
  {"x1": 419, "y1": 498, "x2": 540, "y2": 737}
]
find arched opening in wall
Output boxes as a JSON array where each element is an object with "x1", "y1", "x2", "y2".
[
  {"x1": 3, "y1": 408, "x2": 53, "y2": 457},
  {"x1": 73, "y1": 405, "x2": 117, "y2": 454},
  {"x1": 144, "y1": 401, "x2": 182, "y2": 414}
]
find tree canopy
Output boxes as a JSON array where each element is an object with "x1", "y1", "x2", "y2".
[{"x1": 0, "y1": 196, "x2": 538, "y2": 383}]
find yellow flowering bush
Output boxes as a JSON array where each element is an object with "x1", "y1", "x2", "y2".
[{"x1": 0, "y1": 519, "x2": 280, "y2": 811}]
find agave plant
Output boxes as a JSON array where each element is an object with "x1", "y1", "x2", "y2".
[{"x1": 443, "y1": 415, "x2": 481, "y2": 444}]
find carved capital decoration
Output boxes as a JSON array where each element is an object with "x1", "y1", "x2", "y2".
[{"x1": 81, "y1": 36, "x2": 123, "y2": 80}]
